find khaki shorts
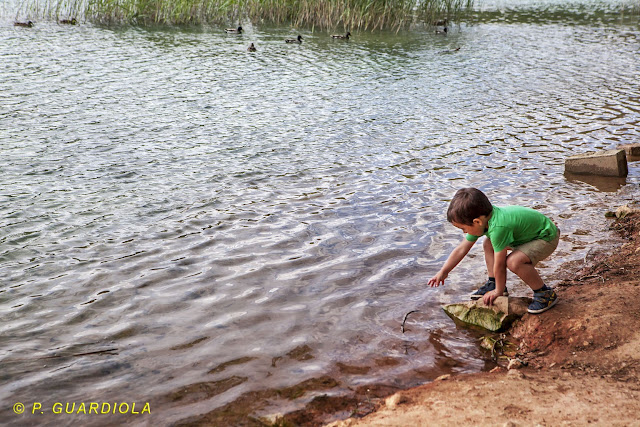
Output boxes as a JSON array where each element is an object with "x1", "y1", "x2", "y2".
[{"x1": 513, "y1": 229, "x2": 560, "y2": 266}]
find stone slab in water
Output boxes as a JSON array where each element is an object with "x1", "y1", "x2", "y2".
[
  {"x1": 443, "y1": 297, "x2": 531, "y2": 332},
  {"x1": 565, "y1": 149, "x2": 628, "y2": 177}
]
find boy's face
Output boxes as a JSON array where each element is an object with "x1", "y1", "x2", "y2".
[{"x1": 451, "y1": 217, "x2": 487, "y2": 237}]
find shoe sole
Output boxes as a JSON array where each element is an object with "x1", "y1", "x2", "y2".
[{"x1": 527, "y1": 296, "x2": 558, "y2": 314}]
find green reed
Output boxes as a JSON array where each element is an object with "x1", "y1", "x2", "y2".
[
  {"x1": 15, "y1": 0, "x2": 84, "y2": 21},
  {"x1": 14, "y1": 0, "x2": 473, "y2": 30}
]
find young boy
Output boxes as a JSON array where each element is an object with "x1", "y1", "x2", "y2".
[{"x1": 427, "y1": 188, "x2": 560, "y2": 314}]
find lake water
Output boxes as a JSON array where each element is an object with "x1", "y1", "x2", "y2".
[{"x1": 1, "y1": 0, "x2": 639, "y2": 424}]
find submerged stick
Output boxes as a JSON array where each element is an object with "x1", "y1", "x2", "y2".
[
  {"x1": 401, "y1": 310, "x2": 419, "y2": 333},
  {"x1": 5, "y1": 348, "x2": 119, "y2": 363}
]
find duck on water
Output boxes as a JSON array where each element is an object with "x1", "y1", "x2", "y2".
[
  {"x1": 331, "y1": 32, "x2": 351, "y2": 40},
  {"x1": 225, "y1": 26, "x2": 242, "y2": 34},
  {"x1": 285, "y1": 35, "x2": 303, "y2": 44}
]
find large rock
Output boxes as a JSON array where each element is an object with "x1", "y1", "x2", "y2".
[
  {"x1": 443, "y1": 297, "x2": 530, "y2": 332},
  {"x1": 565, "y1": 149, "x2": 628, "y2": 177}
]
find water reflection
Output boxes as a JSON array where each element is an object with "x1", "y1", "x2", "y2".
[
  {"x1": 1, "y1": 0, "x2": 640, "y2": 423},
  {"x1": 564, "y1": 172, "x2": 628, "y2": 192}
]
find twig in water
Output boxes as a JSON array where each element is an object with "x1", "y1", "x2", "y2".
[
  {"x1": 5, "y1": 348, "x2": 118, "y2": 363},
  {"x1": 42, "y1": 348, "x2": 119, "y2": 359},
  {"x1": 401, "y1": 310, "x2": 419, "y2": 333}
]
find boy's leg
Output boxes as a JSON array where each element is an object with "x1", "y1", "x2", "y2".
[
  {"x1": 483, "y1": 237, "x2": 494, "y2": 277},
  {"x1": 508, "y1": 233, "x2": 560, "y2": 290},
  {"x1": 470, "y1": 237, "x2": 509, "y2": 299},
  {"x1": 506, "y1": 251, "x2": 544, "y2": 290},
  {"x1": 509, "y1": 234, "x2": 561, "y2": 314}
]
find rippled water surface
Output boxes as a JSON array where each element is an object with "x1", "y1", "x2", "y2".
[{"x1": 2, "y1": 0, "x2": 640, "y2": 424}]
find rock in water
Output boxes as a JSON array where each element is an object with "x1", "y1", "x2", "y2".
[{"x1": 443, "y1": 297, "x2": 530, "y2": 332}]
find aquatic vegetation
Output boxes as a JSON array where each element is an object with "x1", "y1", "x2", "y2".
[{"x1": 12, "y1": 0, "x2": 474, "y2": 30}]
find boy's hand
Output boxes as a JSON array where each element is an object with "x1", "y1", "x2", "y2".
[
  {"x1": 482, "y1": 289, "x2": 502, "y2": 305},
  {"x1": 428, "y1": 271, "x2": 447, "y2": 287}
]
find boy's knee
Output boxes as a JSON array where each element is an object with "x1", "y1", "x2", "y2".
[{"x1": 506, "y1": 252, "x2": 532, "y2": 271}]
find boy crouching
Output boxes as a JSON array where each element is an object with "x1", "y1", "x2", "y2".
[{"x1": 428, "y1": 188, "x2": 559, "y2": 314}]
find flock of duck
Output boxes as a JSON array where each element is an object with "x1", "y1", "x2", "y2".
[
  {"x1": 14, "y1": 18, "x2": 76, "y2": 26},
  {"x1": 224, "y1": 26, "x2": 353, "y2": 52},
  {"x1": 225, "y1": 22, "x2": 450, "y2": 52},
  {"x1": 14, "y1": 20, "x2": 453, "y2": 53},
  {"x1": 13, "y1": 20, "x2": 350, "y2": 52}
]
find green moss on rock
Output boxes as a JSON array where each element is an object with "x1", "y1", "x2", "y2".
[{"x1": 443, "y1": 298, "x2": 530, "y2": 332}]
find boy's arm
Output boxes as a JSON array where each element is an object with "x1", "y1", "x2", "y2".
[
  {"x1": 483, "y1": 248, "x2": 508, "y2": 304},
  {"x1": 428, "y1": 238, "x2": 475, "y2": 287}
]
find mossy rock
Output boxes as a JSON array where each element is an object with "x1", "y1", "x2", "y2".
[{"x1": 443, "y1": 297, "x2": 530, "y2": 332}]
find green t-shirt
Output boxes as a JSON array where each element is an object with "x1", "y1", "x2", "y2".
[{"x1": 465, "y1": 205, "x2": 558, "y2": 253}]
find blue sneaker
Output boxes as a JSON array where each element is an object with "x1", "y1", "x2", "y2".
[
  {"x1": 528, "y1": 287, "x2": 558, "y2": 314},
  {"x1": 470, "y1": 280, "x2": 509, "y2": 300}
]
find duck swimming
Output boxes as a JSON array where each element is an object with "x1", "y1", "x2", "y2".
[
  {"x1": 225, "y1": 26, "x2": 242, "y2": 34},
  {"x1": 59, "y1": 18, "x2": 77, "y2": 24},
  {"x1": 14, "y1": 21, "x2": 34, "y2": 27},
  {"x1": 247, "y1": 43, "x2": 256, "y2": 52},
  {"x1": 285, "y1": 35, "x2": 303, "y2": 44},
  {"x1": 438, "y1": 46, "x2": 460, "y2": 54},
  {"x1": 331, "y1": 32, "x2": 351, "y2": 39},
  {"x1": 435, "y1": 27, "x2": 448, "y2": 34}
]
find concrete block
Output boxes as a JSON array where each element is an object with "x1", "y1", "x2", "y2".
[
  {"x1": 619, "y1": 144, "x2": 640, "y2": 157},
  {"x1": 565, "y1": 149, "x2": 628, "y2": 177}
]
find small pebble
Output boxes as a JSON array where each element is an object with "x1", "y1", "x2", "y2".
[
  {"x1": 507, "y1": 359, "x2": 523, "y2": 370},
  {"x1": 507, "y1": 369, "x2": 525, "y2": 379},
  {"x1": 385, "y1": 393, "x2": 408, "y2": 409}
]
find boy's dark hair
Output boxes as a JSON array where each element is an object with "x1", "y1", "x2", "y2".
[{"x1": 446, "y1": 188, "x2": 493, "y2": 225}]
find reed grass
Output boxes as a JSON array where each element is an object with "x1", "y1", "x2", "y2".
[
  {"x1": 13, "y1": 0, "x2": 474, "y2": 30},
  {"x1": 14, "y1": 0, "x2": 85, "y2": 22}
]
